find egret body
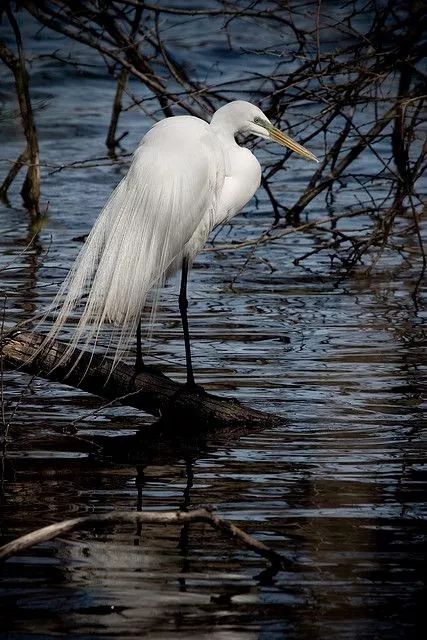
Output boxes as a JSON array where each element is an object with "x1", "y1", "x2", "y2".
[{"x1": 45, "y1": 101, "x2": 317, "y2": 383}]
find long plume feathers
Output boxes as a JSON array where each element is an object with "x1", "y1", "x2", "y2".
[{"x1": 39, "y1": 116, "x2": 224, "y2": 370}]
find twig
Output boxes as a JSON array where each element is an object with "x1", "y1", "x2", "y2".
[{"x1": 206, "y1": 210, "x2": 368, "y2": 253}]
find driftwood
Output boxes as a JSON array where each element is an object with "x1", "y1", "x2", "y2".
[
  {"x1": 1, "y1": 330, "x2": 281, "y2": 429},
  {"x1": 0, "y1": 507, "x2": 285, "y2": 565}
]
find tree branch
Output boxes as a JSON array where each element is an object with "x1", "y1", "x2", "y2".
[
  {"x1": 0, "y1": 8, "x2": 40, "y2": 214},
  {"x1": 0, "y1": 507, "x2": 285, "y2": 565}
]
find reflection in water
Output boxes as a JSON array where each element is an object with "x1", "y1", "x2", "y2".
[{"x1": 0, "y1": 11, "x2": 426, "y2": 640}]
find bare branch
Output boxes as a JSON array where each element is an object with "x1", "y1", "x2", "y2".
[{"x1": 0, "y1": 507, "x2": 285, "y2": 565}]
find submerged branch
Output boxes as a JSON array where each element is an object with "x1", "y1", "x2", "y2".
[{"x1": 0, "y1": 507, "x2": 285, "y2": 565}]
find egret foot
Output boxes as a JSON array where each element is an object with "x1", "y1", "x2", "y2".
[
  {"x1": 134, "y1": 361, "x2": 144, "y2": 375},
  {"x1": 182, "y1": 380, "x2": 206, "y2": 395},
  {"x1": 169, "y1": 381, "x2": 206, "y2": 407}
]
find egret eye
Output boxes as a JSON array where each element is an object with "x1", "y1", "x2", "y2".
[{"x1": 253, "y1": 116, "x2": 270, "y2": 129}]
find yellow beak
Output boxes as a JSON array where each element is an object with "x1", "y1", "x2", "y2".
[{"x1": 267, "y1": 125, "x2": 318, "y2": 163}]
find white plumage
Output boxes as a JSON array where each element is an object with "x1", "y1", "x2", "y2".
[{"x1": 42, "y1": 101, "x2": 317, "y2": 378}]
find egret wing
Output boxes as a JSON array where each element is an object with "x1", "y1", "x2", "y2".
[{"x1": 43, "y1": 116, "x2": 225, "y2": 366}]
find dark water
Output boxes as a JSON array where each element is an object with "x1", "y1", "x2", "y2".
[{"x1": 0, "y1": 9, "x2": 426, "y2": 640}]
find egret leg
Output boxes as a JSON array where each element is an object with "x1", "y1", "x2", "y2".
[
  {"x1": 135, "y1": 317, "x2": 144, "y2": 373},
  {"x1": 179, "y1": 258, "x2": 195, "y2": 386}
]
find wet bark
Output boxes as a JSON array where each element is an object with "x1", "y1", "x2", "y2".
[{"x1": 1, "y1": 330, "x2": 281, "y2": 430}]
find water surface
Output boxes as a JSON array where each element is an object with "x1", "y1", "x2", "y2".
[{"x1": 0, "y1": 9, "x2": 426, "y2": 640}]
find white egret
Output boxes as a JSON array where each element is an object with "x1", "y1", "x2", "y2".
[{"x1": 44, "y1": 101, "x2": 317, "y2": 385}]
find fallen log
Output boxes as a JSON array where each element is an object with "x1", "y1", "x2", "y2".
[{"x1": 1, "y1": 330, "x2": 281, "y2": 430}]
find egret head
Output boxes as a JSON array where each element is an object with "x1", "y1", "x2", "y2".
[{"x1": 211, "y1": 100, "x2": 318, "y2": 163}]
